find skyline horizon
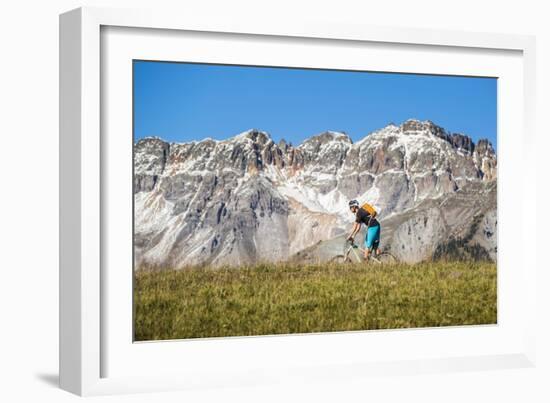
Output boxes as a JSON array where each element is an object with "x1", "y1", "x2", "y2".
[{"x1": 134, "y1": 118, "x2": 497, "y2": 150}]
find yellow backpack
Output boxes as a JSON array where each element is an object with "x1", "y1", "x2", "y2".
[{"x1": 361, "y1": 202, "x2": 377, "y2": 216}]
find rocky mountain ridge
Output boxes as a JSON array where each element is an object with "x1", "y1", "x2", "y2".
[{"x1": 134, "y1": 119, "x2": 497, "y2": 268}]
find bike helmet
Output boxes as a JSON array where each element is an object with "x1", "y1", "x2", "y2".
[{"x1": 348, "y1": 199, "x2": 359, "y2": 208}]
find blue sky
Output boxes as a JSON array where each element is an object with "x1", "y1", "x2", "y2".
[{"x1": 133, "y1": 60, "x2": 497, "y2": 148}]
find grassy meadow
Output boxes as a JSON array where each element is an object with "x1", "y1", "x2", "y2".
[{"x1": 134, "y1": 261, "x2": 497, "y2": 341}]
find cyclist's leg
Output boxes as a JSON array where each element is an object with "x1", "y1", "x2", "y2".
[
  {"x1": 363, "y1": 230, "x2": 370, "y2": 260},
  {"x1": 364, "y1": 225, "x2": 380, "y2": 260},
  {"x1": 366, "y1": 225, "x2": 380, "y2": 256},
  {"x1": 374, "y1": 228, "x2": 381, "y2": 255},
  {"x1": 373, "y1": 239, "x2": 380, "y2": 255}
]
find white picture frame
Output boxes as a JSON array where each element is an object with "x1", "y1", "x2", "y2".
[{"x1": 59, "y1": 6, "x2": 537, "y2": 396}]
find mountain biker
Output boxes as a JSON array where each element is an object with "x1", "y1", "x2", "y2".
[{"x1": 346, "y1": 199, "x2": 381, "y2": 261}]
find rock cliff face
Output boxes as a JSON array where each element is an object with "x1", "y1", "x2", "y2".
[
  {"x1": 134, "y1": 120, "x2": 497, "y2": 268},
  {"x1": 292, "y1": 181, "x2": 496, "y2": 264}
]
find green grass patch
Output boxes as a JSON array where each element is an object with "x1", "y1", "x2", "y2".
[{"x1": 134, "y1": 261, "x2": 497, "y2": 341}]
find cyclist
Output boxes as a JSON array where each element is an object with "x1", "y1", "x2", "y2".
[{"x1": 346, "y1": 199, "x2": 381, "y2": 261}]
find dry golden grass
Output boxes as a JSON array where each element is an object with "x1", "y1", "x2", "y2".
[{"x1": 134, "y1": 261, "x2": 496, "y2": 341}]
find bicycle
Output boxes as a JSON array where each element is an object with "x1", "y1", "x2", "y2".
[{"x1": 330, "y1": 239, "x2": 397, "y2": 264}]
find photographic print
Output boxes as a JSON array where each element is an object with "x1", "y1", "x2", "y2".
[{"x1": 133, "y1": 61, "x2": 497, "y2": 341}]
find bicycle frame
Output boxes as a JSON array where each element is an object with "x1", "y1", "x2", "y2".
[
  {"x1": 344, "y1": 242, "x2": 369, "y2": 263},
  {"x1": 335, "y1": 241, "x2": 396, "y2": 265}
]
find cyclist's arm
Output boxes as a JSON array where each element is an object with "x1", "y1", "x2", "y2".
[{"x1": 347, "y1": 222, "x2": 361, "y2": 240}]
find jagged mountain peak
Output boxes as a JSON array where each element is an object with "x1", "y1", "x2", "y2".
[
  {"x1": 298, "y1": 130, "x2": 352, "y2": 152},
  {"x1": 360, "y1": 119, "x2": 495, "y2": 158},
  {"x1": 232, "y1": 128, "x2": 273, "y2": 144},
  {"x1": 136, "y1": 136, "x2": 168, "y2": 145},
  {"x1": 403, "y1": 119, "x2": 494, "y2": 155},
  {"x1": 304, "y1": 130, "x2": 352, "y2": 143},
  {"x1": 400, "y1": 119, "x2": 445, "y2": 135},
  {"x1": 138, "y1": 121, "x2": 495, "y2": 160},
  {"x1": 475, "y1": 138, "x2": 496, "y2": 155},
  {"x1": 136, "y1": 129, "x2": 274, "y2": 148}
]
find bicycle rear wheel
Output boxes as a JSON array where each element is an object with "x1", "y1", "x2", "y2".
[{"x1": 370, "y1": 252, "x2": 397, "y2": 264}]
